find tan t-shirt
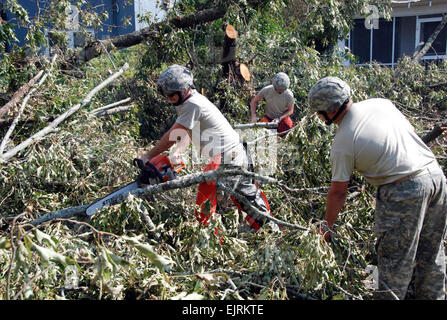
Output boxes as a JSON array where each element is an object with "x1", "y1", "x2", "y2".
[
  {"x1": 257, "y1": 85, "x2": 294, "y2": 119},
  {"x1": 331, "y1": 98, "x2": 440, "y2": 186},
  {"x1": 175, "y1": 90, "x2": 244, "y2": 164}
]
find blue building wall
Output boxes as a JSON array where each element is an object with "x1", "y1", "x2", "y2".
[
  {"x1": 91, "y1": 0, "x2": 136, "y2": 39},
  {"x1": 1, "y1": 0, "x2": 137, "y2": 50}
]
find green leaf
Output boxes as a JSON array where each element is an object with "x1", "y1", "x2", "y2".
[
  {"x1": 0, "y1": 237, "x2": 11, "y2": 250},
  {"x1": 32, "y1": 243, "x2": 72, "y2": 267},
  {"x1": 34, "y1": 229, "x2": 57, "y2": 247},
  {"x1": 123, "y1": 236, "x2": 174, "y2": 272}
]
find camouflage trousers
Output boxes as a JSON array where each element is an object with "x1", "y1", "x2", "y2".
[{"x1": 374, "y1": 168, "x2": 447, "y2": 300}]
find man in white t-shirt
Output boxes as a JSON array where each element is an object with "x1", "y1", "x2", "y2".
[
  {"x1": 139, "y1": 65, "x2": 276, "y2": 236},
  {"x1": 308, "y1": 76, "x2": 447, "y2": 300},
  {"x1": 250, "y1": 72, "x2": 295, "y2": 137}
]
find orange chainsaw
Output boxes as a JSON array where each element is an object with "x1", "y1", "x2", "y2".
[{"x1": 86, "y1": 154, "x2": 185, "y2": 216}]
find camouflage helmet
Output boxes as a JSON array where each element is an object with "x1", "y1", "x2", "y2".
[
  {"x1": 157, "y1": 64, "x2": 194, "y2": 97},
  {"x1": 272, "y1": 72, "x2": 290, "y2": 92},
  {"x1": 308, "y1": 77, "x2": 351, "y2": 113}
]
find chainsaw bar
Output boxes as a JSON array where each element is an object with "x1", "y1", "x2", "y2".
[{"x1": 86, "y1": 181, "x2": 139, "y2": 216}]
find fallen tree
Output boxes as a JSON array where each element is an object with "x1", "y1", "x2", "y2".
[
  {"x1": 66, "y1": 1, "x2": 270, "y2": 68},
  {"x1": 27, "y1": 167, "x2": 309, "y2": 232},
  {"x1": 0, "y1": 63, "x2": 129, "y2": 162}
]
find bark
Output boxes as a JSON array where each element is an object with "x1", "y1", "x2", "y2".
[
  {"x1": 222, "y1": 24, "x2": 238, "y2": 78},
  {"x1": 0, "y1": 71, "x2": 44, "y2": 119}
]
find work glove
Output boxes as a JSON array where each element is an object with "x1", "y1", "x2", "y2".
[{"x1": 133, "y1": 158, "x2": 162, "y2": 187}]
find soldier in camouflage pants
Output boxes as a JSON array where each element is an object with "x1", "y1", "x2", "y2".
[{"x1": 307, "y1": 76, "x2": 447, "y2": 300}]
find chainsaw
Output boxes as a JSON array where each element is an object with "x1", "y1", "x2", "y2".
[{"x1": 85, "y1": 154, "x2": 185, "y2": 216}]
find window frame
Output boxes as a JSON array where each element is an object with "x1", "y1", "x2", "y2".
[{"x1": 415, "y1": 16, "x2": 447, "y2": 60}]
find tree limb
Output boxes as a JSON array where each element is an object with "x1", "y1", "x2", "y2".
[
  {"x1": 88, "y1": 97, "x2": 131, "y2": 115},
  {"x1": 412, "y1": 14, "x2": 447, "y2": 63},
  {"x1": 67, "y1": 1, "x2": 270, "y2": 67},
  {"x1": 215, "y1": 181, "x2": 310, "y2": 231},
  {"x1": 92, "y1": 105, "x2": 134, "y2": 117},
  {"x1": 0, "y1": 55, "x2": 58, "y2": 154},
  {"x1": 421, "y1": 122, "x2": 447, "y2": 145},
  {"x1": 0, "y1": 63, "x2": 129, "y2": 162},
  {"x1": 27, "y1": 168, "x2": 295, "y2": 228},
  {"x1": 0, "y1": 70, "x2": 44, "y2": 119},
  {"x1": 69, "y1": 6, "x2": 227, "y2": 67},
  {"x1": 233, "y1": 122, "x2": 279, "y2": 130}
]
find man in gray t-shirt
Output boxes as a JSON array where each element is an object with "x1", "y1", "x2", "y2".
[
  {"x1": 308, "y1": 76, "x2": 447, "y2": 300},
  {"x1": 140, "y1": 65, "x2": 277, "y2": 236},
  {"x1": 250, "y1": 72, "x2": 295, "y2": 137}
]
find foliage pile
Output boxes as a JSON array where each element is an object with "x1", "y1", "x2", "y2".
[{"x1": 1, "y1": 0, "x2": 447, "y2": 300}]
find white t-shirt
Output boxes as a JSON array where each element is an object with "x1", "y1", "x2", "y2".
[
  {"x1": 175, "y1": 90, "x2": 244, "y2": 164},
  {"x1": 331, "y1": 98, "x2": 440, "y2": 186},
  {"x1": 257, "y1": 85, "x2": 294, "y2": 119}
]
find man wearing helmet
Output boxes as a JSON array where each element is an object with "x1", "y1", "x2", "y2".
[
  {"x1": 140, "y1": 65, "x2": 276, "y2": 234},
  {"x1": 249, "y1": 72, "x2": 295, "y2": 137},
  {"x1": 308, "y1": 76, "x2": 447, "y2": 300}
]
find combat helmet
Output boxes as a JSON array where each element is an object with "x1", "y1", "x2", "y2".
[
  {"x1": 272, "y1": 72, "x2": 290, "y2": 92},
  {"x1": 308, "y1": 76, "x2": 351, "y2": 125},
  {"x1": 157, "y1": 65, "x2": 194, "y2": 105}
]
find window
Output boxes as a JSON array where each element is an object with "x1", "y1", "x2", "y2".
[
  {"x1": 351, "y1": 19, "x2": 371, "y2": 64},
  {"x1": 350, "y1": 18, "x2": 395, "y2": 66},
  {"x1": 416, "y1": 16, "x2": 447, "y2": 59},
  {"x1": 372, "y1": 19, "x2": 394, "y2": 64}
]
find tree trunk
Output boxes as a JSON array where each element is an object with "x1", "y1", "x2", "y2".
[
  {"x1": 67, "y1": 5, "x2": 228, "y2": 68},
  {"x1": 222, "y1": 24, "x2": 238, "y2": 78},
  {"x1": 221, "y1": 24, "x2": 251, "y2": 84},
  {"x1": 64, "y1": 1, "x2": 270, "y2": 69}
]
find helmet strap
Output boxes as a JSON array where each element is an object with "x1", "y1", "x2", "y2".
[
  {"x1": 318, "y1": 99, "x2": 349, "y2": 125},
  {"x1": 172, "y1": 88, "x2": 193, "y2": 106}
]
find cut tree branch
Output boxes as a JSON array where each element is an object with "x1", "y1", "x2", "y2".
[
  {"x1": 216, "y1": 181, "x2": 309, "y2": 231},
  {"x1": 67, "y1": 1, "x2": 269, "y2": 68},
  {"x1": 0, "y1": 55, "x2": 58, "y2": 154},
  {"x1": 0, "y1": 70, "x2": 44, "y2": 119},
  {"x1": 413, "y1": 14, "x2": 447, "y2": 63},
  {"x1": 421, "y1": 122, "x2": 447, "y2": 144},
  {"x1": 0, "y1": 63, "x2": 129, "y2": 162},
  {"x1": 88, "y1": 97, "x2": 131, "y2": 115},
  {"x1": 92, "y1": 105, "x2": 134, "y2": 117},
  {"x1": 233, "y1": 122, "x2": 279, "y2": 130},
  {"x1": 70, "y1": 6, "x2": 227, "y2": 67},
  {"x1": 27, "y1": 168, "x2": 307, "y2": 231}
]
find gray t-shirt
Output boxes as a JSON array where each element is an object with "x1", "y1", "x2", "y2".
[
  {"x1": 331, "y1": 98, "x2": 440, "y2": 186},
  {"x1": 257, "y1": 85, "x2": 295, "y2": 119},
  {"x1": 175, "y1": 90, "x2": 244, "y2": 164}
]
